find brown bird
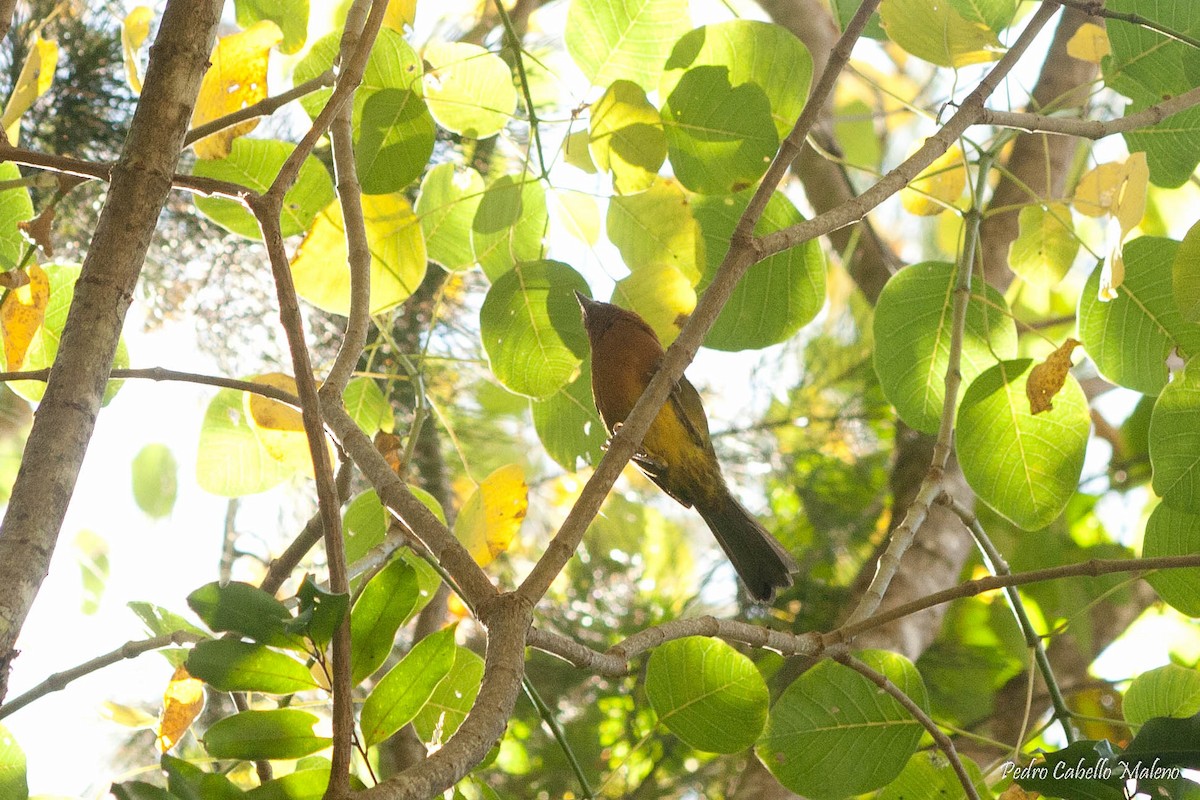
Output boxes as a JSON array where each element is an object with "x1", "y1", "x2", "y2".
[{"x1": 575, "y1": 292, "x2": 796, "y2": 601}]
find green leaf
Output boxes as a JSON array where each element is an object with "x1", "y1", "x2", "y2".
[
  {"x1": 1149, "y1": 358, "x2": 1200, "y2": 512},
  {"x1": 471, "y1": 175, "x2": 547, "y2": 281},
  {"x1": 128, "y1": 601, "x2": 209, "y2": 639},
  {"x1": 659, "y1": 65, "x2": 777, "y2": 195},
  {"x1": 531, "y1": 357, "x2": 606, "y2": 472},
  {"x1": 416, "y1": 163, "x2": 485, "y2": 272},
  {"x1": 111, "y1": 782, "x2": 180, "y2": 800},
  {"x1": 343, "y1": 376, "x2": 393, "y2": 435},
  {"x1": 186, "y1": 581, "x2": 304, "y2": 650},
  {"x1": 0, "y1": 162, "x2": 33, "y2": 270},
  {"x1": 131, "y1": 443, "x2": 178, "y2": 519},
  {"x1": 161, "y1": 753, "x2": 243, "y2": 800},
  {"x1": 1175, "y1": 219, "x2": 1200, "y2": 323},
  {"x1": 480, "y1": 259, "x2": 590, "y2": 398},
  {"x1": 290, "y1": 577, "x2": 348, "y2": 649},
  {"x1": 196, "y1": 387, "x2": 294, "y2": 497},
  {"x1": 947, "y1": 0, "x2": 1017, "y2": 34},
  {"x1": 880, "y1": 0, "x2": 1004, "y2": 67},
  {"x1": 75, "y1": 529, "x2": 108, "y2": 616},
  {"x1": 360, "y1": 625, "x2": 457, "y2": 747},
  {"x1": 878, "y1": 751, "x2": 989, "y2": 800},
  {"x1": 693, "y1": 190, "x2": 825, "y2": 350},
  {"x1": 8, "y1": 264, "x2": 127, "y2": 405},
  {"x1": 1121, "y1": 711, "x2": 1200, "y2": 771},
  {"x1": 422, "y1": 41, "x2": 514, "y2": 138},
  {"x1": 350, "y1": 557, "x2": 419, "y2": 684},
  {"x1": 0, "y1": 724, "x2": 28, "y2": 800},
  {"x1": 1009, "y1": 202, "x2": 1079, "y2": 287},
  {"x1": 344, "y1": 490, "x2": 388, "y2": 566},
  {"x1": 1123, "y1": 103, "x2": 1200, "y2": 189},
  {"x1": 294, "y1": 28, "x2": 422, "y2": 122},
  {"x1": 412, "y1": 646, "x2": 485, "y2": 743},
  {"x1": 758, "y1": 650, "x2": 927, "y2": 799},
  {"x1": 1103, "y1": 1, "x2": 1200, "y2": 186},
  {"x1": 235, "y1": 0, "x2": 308, "y2": 54},
  {"x1": 645, "y1": 637, "x2": 768, "y2": 753},
  {"x1": 186, "y1": 639, "x2": 316, "y2": 694},
  {"x1": 1143, "y1": 503, "x2": 1200, "y2": 617},
  {"x1": 1124, "y1": 664, "x2": 1200, "y2": 726},
  {"x1": 355, "y1": 88, "x2": 436, "y2": 195},
  {"x1": 606, "y1": 178, "x2": 704, "y2": 284},
  {"x1": 1080, "y1": 237, "x2": 1200, "y2": 395},
  {"x1": 193, "y1": 138, "x2": 333, "y2": 239},
  {"x1": 243, "y1": 768, "x2": 330, "y2": 800},
  {"x1": 659, "y1": 21, "x2": 812, "y2": 194},
  {"x1": 957, "y1": 359, "x2": 1090, "y2": 531},
  {"x1": 201, "y1": 709, "x2": 331, "y2": 761},
  {"x1": 874, "y1": 261, "x2": 1018, "y2": 434},
  {"x1": 589, "y1": 79, "x2": 666, "y2": 195},
  {"x1": 565, "y1": 0, "x2": 691, "y2": 91},
  {"x1": 661, "y1": 21, "x2": 812, "y2": 140}
]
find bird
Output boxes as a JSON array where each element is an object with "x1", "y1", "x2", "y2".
[{"x1": 574, "y1": 291, "x2": 796, "y2": 601}]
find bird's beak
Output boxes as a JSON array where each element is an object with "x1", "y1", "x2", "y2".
[{"x1": 574, "y1": 290, "x2": 597, "y2": 320}]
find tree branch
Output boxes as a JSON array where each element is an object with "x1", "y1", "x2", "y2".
[
  {"x1": 0, "y1": 630, "x2": 203, "y2": 720},
  {"x1": 0, "y1": 0, "x2": 224, "y2": 702}
]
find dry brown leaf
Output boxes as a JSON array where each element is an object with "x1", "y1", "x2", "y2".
[
  {"x1": 1026, "y1": 338, "x2": 1081, "y2": 415},
  {"x1": 18, "y1": 206, "x2": 55, "y2": 257}
]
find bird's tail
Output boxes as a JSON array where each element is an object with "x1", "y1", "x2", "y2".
[{"x1": 696, "y1": 487, "x2": 796, "y2": 602}]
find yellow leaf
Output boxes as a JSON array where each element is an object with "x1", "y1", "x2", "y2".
[
  {"x1": 244, "y1": 372, "x2": 335, "y2": 473},
  {"x1": 191, "y1": 21, "x2": 283, "y2": 160},
  {"x1": 1, "y1": 34, "x2": 59, "y2": 145},
  {"x1": 290, "y1": 193, "x2": 426, "y2": 315},
  {"x1": 101, "y1": 701, "x2": 158, "y2": 729},
  {"x1": 901, "y1": 144, "x2": 967, "y2": 216},
  {"x1": 384, "y1": 0, "x2": 418, "y2": 31},
  {"x1": 454, "y1": 464, "x2": 527, "y2": 567},
  {"x1": 1067, "y1": 22, "x2": 1110, "y2": 63},
  {"x1": 121, "y1": 6, "x2": 154, "y2": 94},
  {"x1": 157, "y1": 664, "x2": 205, "y2": 753},
  {"x1": 549, "y1": 189, "x2": 599, "y2": 245},
  {"x1": 1, "y1": 264, "x2": 49, "y2": 370},
  {"x1": 1026, "y1": 337, "x2": 1081, "y2": 414},
  {"x1": 612, "y1": 263, "x2": 696, "y2": 346},
  {"x1": 1076, "y1": 153, "x2": 1147, "y2": 299},
  {"x1": 1074, "y1": 154, "x2": 1148, "y2": 224},
  {"x1": 1113, "y1": 151, "x2": 1148, "y2": 237},
  {"x1": 246, "y1": 372, "x2": 305, "y2": 432}
]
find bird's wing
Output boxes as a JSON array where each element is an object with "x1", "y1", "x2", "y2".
[{"x1": 669, "y1": 374, "x2": 712, "y2": 448}]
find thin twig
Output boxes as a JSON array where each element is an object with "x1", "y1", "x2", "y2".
[
  {"x1": 184, "y1": 69, "x2": 337, "y2": 147},
  {"x1": 829, "y1": 553, "x2": 1200, "y2": 646},
  {"x1": 836, "y1": 653, "x2": 980, "y2": 800},
  {"x1": 232, "y1": 690, "x2": 273, "y2": 782},
  {"x1": 523, "y1": 676, "x2": 594, "y2": 798},
  {"x1": 260, "y1": 459, "x2": 356, "y2": 596},
  {"x1": 939, "y1": 494, "x2": 1077, "y2": 743},
  {"x1": 0, "y1": 366, "x2": 301, "y2": 406},
  {"x1": 0, "y1": 141, "x2": 250, "y2": 200},
  {"x1": 494, "y1": 0, "x2": 547, "y2": 178},
  {"x1": 0, "y1": 630, "x2": 203, "y2": 720},
  {"x1": 845, "y1": 146, "x2": 994, "y2": 626},
  {"x1": 980, "y1": 84, "x2": 1200, "y2": 139}
]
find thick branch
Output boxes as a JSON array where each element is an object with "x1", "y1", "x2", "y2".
[{"x1": 0, "y1": 0, "x2": 223, "y2": 702}]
